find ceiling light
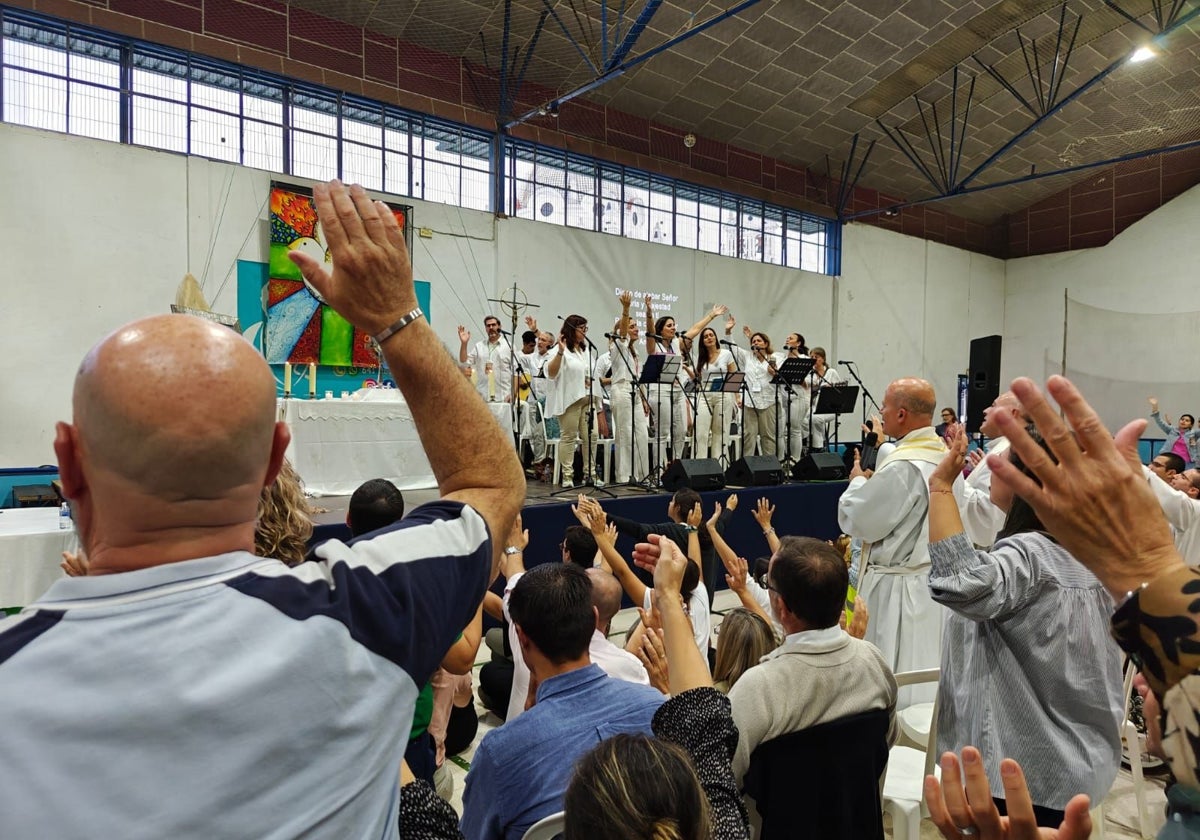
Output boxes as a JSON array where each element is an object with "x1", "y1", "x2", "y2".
[{"x1": 1130, "y1": 46, "x2": 1156, "y2": 63}]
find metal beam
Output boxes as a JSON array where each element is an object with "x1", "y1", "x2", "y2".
[
  {"x1": 540, "y1": 0, "x2": 598, "y2": 75},
  {"x1": 955, "y1": 3, "x2": 1200, "y2": 191},
  {"x1": 843, "y1": 135, "x2": 1200, "y2": 221},
  {"x1": 510, "y1": 11, "x2": 548, "y2": 117},
  {"x1": 498, "y1": 0, "x2": 512, "y2": 117},
  {"x1": 506, "y1": 0, "x2": 765, "y2": 129},
  {"x1": 606, "y1": 0, "x2": 662, "y2": 71}
]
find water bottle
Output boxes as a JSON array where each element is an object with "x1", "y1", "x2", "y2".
[{"x1": 59, "y1": 502, "x2": 71, "y2": 530}]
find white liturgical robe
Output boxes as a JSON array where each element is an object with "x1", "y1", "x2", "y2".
[
  {"x1": 960, "y1": 437, "x2": 1009, "y2": 548},
  {"x1": 837, "y1": 426, "x2": 961, "y2": 704}
]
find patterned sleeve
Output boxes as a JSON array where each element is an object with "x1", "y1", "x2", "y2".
[
  {"x1": 399, "y1": 780, "x2": 464, "y2": 840},
  {"x1": 1111, "y1": 565, "x2": 1200, "y2": 790},
  {"x1": 652, "y1": 688, "x2": 750, "y2": 840}
]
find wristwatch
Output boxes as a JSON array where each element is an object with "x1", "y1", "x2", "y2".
[{"x1": 503, "y1": 546, "x2": 522, "y2": 556}]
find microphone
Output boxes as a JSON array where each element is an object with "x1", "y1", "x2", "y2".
[
  {"x1": 604, "y1": 332, "x2": 623, "y2": 340},
  {"x1": 647, "y1": 333, "x2": 668, "y2": 341},
  {"x1": 498, "y1": 328, "x2": 513, "y2": 336},
  {"x1": 837, "y1": 360, "x2": 854, "y2": 365},
  {"x1": 719, "y1": 339, "x2": 738, "y2": 347}
]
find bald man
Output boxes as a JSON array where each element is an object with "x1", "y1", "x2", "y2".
[
  {"x1": 837, "y1": 378, "x2": 960, "y2": 702},
  {"x1": 585, "y1": 567, "x2": 650, "y2": 685},
  {"x1": 960, "y1": 391, "x2": 1024, "y2": 547},
  {"x1": 0, "y1": 180, "x2": 524, "y2": 837}
]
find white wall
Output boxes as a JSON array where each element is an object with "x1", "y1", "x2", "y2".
[
  {"x1": 0, "y1": 121, "x2": 1016, "y2": 465},
  {"x1": 836, "y1": 223, "x2": 1007, "y2": 416},
  {"x1": 1004, "y1": 184, "x2": 1200, "y2": 429}
]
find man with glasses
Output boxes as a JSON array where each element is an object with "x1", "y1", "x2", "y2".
[
  {"x1": 1150, "y1": 451, "x2": 1186, "y2": 481},
  {"x1": 459, "y1": 315, "x2": 514, "y2": 402}
]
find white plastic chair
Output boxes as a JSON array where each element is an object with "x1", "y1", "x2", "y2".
[
  {"x1": 1095, "y1": 661, "x2": 1155, "y2": 839},
  {"x1": 882, "y1": 667, "x2": 941, "y2": 840},
  {"x1": 522, "y1": 810, "x2": 565, "y2": 840}
]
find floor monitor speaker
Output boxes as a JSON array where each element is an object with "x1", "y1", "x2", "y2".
[
  {"x1": 793, "y1": 452, "x2": 848, "y2": 481},
  {"x1": 725, "y1": 455, "x2": 784, "y2": 487},
  {"x1": 662, "y1": 458, "x2": 726, "y2": 492}
]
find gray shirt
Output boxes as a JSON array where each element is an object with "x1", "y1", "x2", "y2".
[{"x1": 928, "y1": 531, "x2": 1124, "y2": 809}]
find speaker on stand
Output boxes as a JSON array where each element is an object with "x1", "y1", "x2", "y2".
[{"x1": 967, "y1": 335, "x2": 1002, "y2": 434}]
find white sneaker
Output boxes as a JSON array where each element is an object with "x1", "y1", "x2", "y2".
[
  {"x1": 591, "y1": 478, "x2": 605, "y2": 489},
  {"x1": 561, "y1": 478, "x2": 574, "y2": 488}
]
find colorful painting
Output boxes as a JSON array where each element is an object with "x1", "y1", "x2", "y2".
[{"x1": 264, "y1": 183, "x2": 413, "y2": 366}]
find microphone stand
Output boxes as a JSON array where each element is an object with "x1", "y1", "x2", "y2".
[
  {"x1": 841, "y1": 361, "x2": 879, "y2": 438},
  {"x1": 724, "y1": 340, "x2": 750, "y2": 462}
]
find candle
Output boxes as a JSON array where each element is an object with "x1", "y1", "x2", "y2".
[
  {"x1": 308, "y1": 363, "x2": 317, "y2": 398},
  {"x1": 283, "y1": 362, "x2": 292, "y2": 395}
]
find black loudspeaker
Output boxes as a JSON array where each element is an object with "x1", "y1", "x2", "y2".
[
  {"x1": 793, "y1": 452, "x2": 848, "y2": 482},
  {"x1": 967, "y1": 335, "x2": 1003, "y2": 433},
  {"x1": 725, "y1": 455, "x2": 784, "y2": 487},
  {"x1": 662, "y1": 458, "x2": 726, "y2": 492}
]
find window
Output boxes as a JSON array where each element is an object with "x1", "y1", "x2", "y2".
[{"x1": 0, "y1": 7, "x2": 839, "y2": 273}]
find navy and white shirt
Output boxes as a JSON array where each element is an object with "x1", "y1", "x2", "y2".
[{"x1": 0, "y1": 500, "x2": 491, "y2": 839}]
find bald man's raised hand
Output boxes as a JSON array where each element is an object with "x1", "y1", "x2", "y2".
[{"x1": 288, "y1": 180, "x2": 417, "y2": 336}]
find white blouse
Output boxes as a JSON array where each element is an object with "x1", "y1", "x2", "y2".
[{"x1": 545, "y1": 346, "x2": 595, "y2": 416}]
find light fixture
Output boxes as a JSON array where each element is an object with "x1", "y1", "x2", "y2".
[
  {"x1": 548, "y1": 101, "x2": 560, "y2": 117},
  {"x1": 1130, "y1": 45, "x2": 1156, "y2": 63},
  {"x1": 683, "y1": 133, "x2": 696, "y2": 148},
  {"x1": 537, "y1": 104, "x2": 548, "y2": 116}
]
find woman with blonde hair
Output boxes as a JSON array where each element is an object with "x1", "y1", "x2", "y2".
[
  {"x1": 712, "y1": 608, "x2": 776, "y2": 694},
  {"x1": 254, "y1": 458, "x2": 312, "y2": 567}
]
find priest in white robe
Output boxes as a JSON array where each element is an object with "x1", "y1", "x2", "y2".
[
  {"x1": 838, "y1": 378, "x2": 961, "y2": 704},
  {"x1": 960, "y1": 391, "x2": 1023, "y2": 547}
]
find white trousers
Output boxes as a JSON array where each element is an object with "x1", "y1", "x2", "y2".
[
  {"x1": 695, "y1": 392, "x2": 734, "y2": 459},
  {"x1": 647, "y1": 383, "x2": 687, "y2": 466},
  {"x1": 610, "y1": 382, "x2": 650, "y2": 483}
]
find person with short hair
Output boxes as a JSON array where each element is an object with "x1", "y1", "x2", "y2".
[
  {"x1": 347, "y1": 477, "x2": 405, "y2": 536},
  {"x1": 561, "y1": 524, "x2": 598, "y2": 567},
  {"x1": 461, "y1": 563, "x2": 664, "y2": 840},
  {"x1": 459, "y1": 315, "x2": 514, "y2": 402},
  {"x1": 1149, "y1": 397, "x2": 1200, "y2": 467},
  {"x1": 1151, "y1": 451, "x2": 1186, "y2": 480},
  {"x1": 728, "y1": 536, "x2": 897, "y2": 785},
  {"x1": 960, "y1": 391, "x2": 1025, "y2": 547},
  {"x1": 0, "y1": 180, "x2": 524, "y2": 837},
  {"x1": 837, "y1": 378, "x2": 960, "y2": 699}
]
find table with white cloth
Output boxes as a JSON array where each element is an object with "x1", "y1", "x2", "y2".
[
  {"x1": 0, "y1": 507, "x2": 74, "y2": 609},
  {"x1": 281, "y1": 390, "x2": 514, "y2": 497}
]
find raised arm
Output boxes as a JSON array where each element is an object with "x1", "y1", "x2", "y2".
[
  {"x1": 457, "y1": 324, "x2": 471, "y2": 364},
  {"x1": 751, "y1": 497, "x2": 781, "y2": 554},
  {"x1": 632, "y1": 535, "x2": 712, "y2": 694},
  {"x1": 644, "y1": 294, "x2": 659, "y2": 354},
  {"x1": 706, "y1": 504, "x2": 772, "y2": 626},
  {"x1": 682, "y1": 304, "x2": 728, "y2": 340},
  {"x1": 617, "y1": 290, "x2": 633, "y2": 338},
  {"x1": 589, "y1": 507, "x2": 649, "y2": 607},
  {"x1": 928, "y1": 428, "x2": 968, "y2": 542},
  {"x1": 291, "y1": 182, "x2": 524, "y2": 580}
]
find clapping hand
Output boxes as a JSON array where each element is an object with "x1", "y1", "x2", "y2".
[
  {"x1": 724, "y1": 312, "x2": 736, "y2": 334},
  {"x1": 710, "y1": 304, "x2": 728, "y2": 319},
  {"x1": 930, "y1": 426, "x2": 967, "y2": 492},
  {"x1": 686, "y1": 502, "x2": 703, "y2": 529},
  {"x1": 457, "y1": 325, "x2": 471, "y2": 344},
  {"x1": 636, "y1": 625, "x2": 670, "y2": 695},
  {"x1": 849, "y1": 448, "x2": 872, "y2": 480},
  {"x1": 707, "y1": 501, "x2": 724, "y2": 530},
  {"x1": 620, "y1": 290, "x2": 633, "y2": 309}
]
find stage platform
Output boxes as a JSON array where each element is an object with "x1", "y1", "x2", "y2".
[{"x1": 310, "y1": 477, "x2": 850, "y2": 583}]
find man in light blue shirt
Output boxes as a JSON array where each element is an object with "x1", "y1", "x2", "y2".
[{"x1": 461, "y1": 563, "x2": 665, "y2": 840}]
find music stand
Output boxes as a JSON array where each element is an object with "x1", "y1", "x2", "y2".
[
  {"x1": 772, "y1": 358, "x2": 814, "y2": 469},
  {"x1": 711, "y1": 371, "x2": 745, "y2": 466},
  {"x1": 814, "y1": 384, "x2": 860, "y2": 452},
  {"x1": 639, "y1": 354, "x2": 682, "y2": 487}
]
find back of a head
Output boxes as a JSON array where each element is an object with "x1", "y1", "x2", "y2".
[
  {"x1": 255, "y1": 459, "x2": 312, "y2": 566},
  {"x1": 74, "y1": 314, "x2": 278, "y2": 501},
  {"x1": 347, "y1": 478, "x2": 405, "y2": 537},
  {"x1": 713, "y1": 608, "x2": 776, "y2": 690},
  {"x1": 586, "y1": 568, "x2": 623, "y2": 630},
  {"x1": 996, "y1": 425, "x2": 1057, "y2": 542},
  {"x1": 771, "y1": 537, "x2": 848, "y2": 629},
  {"x1": 509, "y1": 563, "x2": 594, "y2": 664},
  {"x1": 564, "y1": 734, "x2": 708, "y2": 840},
  {"x1": 563, "y1": 525, "x2": 598, "y2": 566},
  {"x1": 670, "y1": 488, "x2": 700, "y2": 520}
]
